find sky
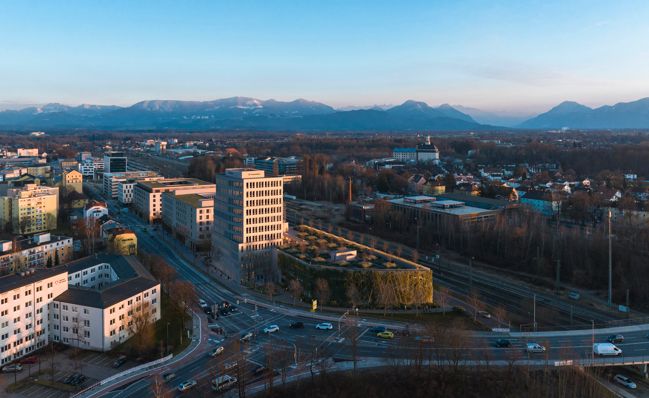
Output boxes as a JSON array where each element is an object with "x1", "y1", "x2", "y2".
[{"x1": 1, "y1": 1, "x2": 649, "y2": 115}]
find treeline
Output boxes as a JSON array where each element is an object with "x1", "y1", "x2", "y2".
[
  {"x1": 369, "y1": 203, "x2": 649, "y2": 308},
  {"x1": 265, "y1": 366, "x2": 610, "y2": 398}
]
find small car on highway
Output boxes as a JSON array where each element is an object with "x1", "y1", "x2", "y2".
[
  {"x1": 315, "y1": 322, "x2": 333, "y2": 330},
  {"x1": 525, "y1": 342, "x2": 546, "y2": 353},
  {"x1": 495, "y1": 339, "x2": 511, "y2": 348},
  {"x1": 209, "y1": 346, "x2": 224, "y2": 357},
  {"x1": 198, "y1": 299, "x2": 208, "y2": 308},
  {"x1": 607, "y1": 334, "x2": 624, "y2": 344},
  {"x1": 162, "y1": 372, "x2": 176, "y2": 382},
  {"x1": 263, "y1": 324, "x2": 280, "y2": 334},
  {"x1": 477, "y1": 311, "x2": 492, "y2": 319},
  {"x1": 177, "y1": 379, "x2": 197, "y2": 392},
  {"x1": 613, "y1": 374, "x2": 637, "y2": 389},
  {"x1": 377, "y1": 331, "x2": 395, "y2": 339},
  {"x1": 289, "y1": 321, "x2": 304, "y2": 329}
]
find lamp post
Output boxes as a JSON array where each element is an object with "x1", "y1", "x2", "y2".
[{"x1": 166, "y1": 321, "x2": 170, "y2": 355}]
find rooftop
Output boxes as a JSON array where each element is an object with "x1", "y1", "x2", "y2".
[
  {"x1": 0, "y1": 267, "x2": 67, "y2": 296},
  {"x1": 53, "y1": 277, "x2": 158, "y2": 309},
  {"x1": 174, "y1": 192, "x2": 215, "y2": 208},
  {"x1": 389, "y1": 195, "x2": 498, "y2": 216},
  {"x1": 137, "y1": 177, "x2": 214, "y2": 190}
]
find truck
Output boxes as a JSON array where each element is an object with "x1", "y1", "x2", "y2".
[{"x1": 593, "y1": 343, "x2": 622, "y2": 356}]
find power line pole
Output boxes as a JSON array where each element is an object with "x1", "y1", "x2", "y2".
[{"x1": 608, "y1": 209, "x2": 613, "y2": 307}]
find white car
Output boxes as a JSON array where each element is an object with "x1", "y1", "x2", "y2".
[
  {"x1": 263, "y1": 324, "x2": 279, "y2": 334},
  {"x1": 177, "y1": 379, "x2": 197, "y2": 391},
  {"x1": 526, "y1": 342, "x2": 546, "y2": 353},
  {"x1": 315, "y1": 322, "x2": 333, "y2": 330},
  {"x1": 198, "y1": 299, "x2": 208, "y2": 308},
  {"x1": 478, "y1": 311, "x2": 491, "y2": 319},
  {"x1": 209, "y1": 346, "x2": 224, "y2": 357},
  {"x1": 613, "y1": 374, "x2": 637, "y2": 389}
]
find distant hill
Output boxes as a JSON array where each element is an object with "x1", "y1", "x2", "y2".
[
  {"x1": 0, "y1": 97, "x2": 490, "y2": 132},
  {"x1": 520, "y1": 97, "x2": 649, "y2": 129}
]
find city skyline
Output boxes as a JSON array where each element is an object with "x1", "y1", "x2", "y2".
[{"x1": 2, "y1": 1, "x2": 649, "y2": 114}]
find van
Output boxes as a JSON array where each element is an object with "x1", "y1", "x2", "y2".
[
  {"x1": 593, "y1": 343, "x2": 622, "y2": 356},
  {"x1": 212, "y1": 374, "x2": 237, "y2": 391}
]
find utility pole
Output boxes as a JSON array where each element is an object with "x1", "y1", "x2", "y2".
[
  {"x1": 533, "y1": 294, "x2": 537, "y2": 332},
  {"x1": 608, "y1": 209, "x2": 613, "y2": 306},
  {"x1": 591, "y1": 320, "x2": 595, "y2": 362},
  {"x1": 555, "y1": 259, "x2": 561, "y2": 292},
  {"x1": 468, "y1": 257, "x2": 474, "y2": 288}
]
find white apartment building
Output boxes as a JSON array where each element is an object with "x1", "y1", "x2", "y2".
[
  {"x1": 0, "y1": 268, "x2": 68, "y2": 365},
  {"x1": 0, "y1": 233, "x2": 73, "y2": 275},
  {"x1": 162, "y1": 192, "x2": 214, "y2": 251},
  {"x1": 133, "y1": 178, "x2": 215, "y2": 223},
  {"x1": 103, "y1": 171, "x2": 160, "y2": 199},
  {"x1": 0, "y1": 184, "x2": 59, "y2": 234},
  {"x1": 51, "y1": 255, "x2": 160, "y2": 352},
  {"x1": 212, "y1": 169, "x2": 287, "y2": 283}
]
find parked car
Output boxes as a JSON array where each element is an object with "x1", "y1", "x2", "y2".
[
  {"x1": 377, "y1": 331, "x2": 395, "y2": 339},
  {"x1": 163, "y1": 372, "x2": 177, "y2": 382},
  {"x1": 495, "y1": 339, "x2": 511, "y2": 348},
  {"x1": 526, "y1": 342, "x2": 546, "y2": 353},
  {"x1": 263, "y1": 324, "x2": 280, "y2": 334},
  {"x1": 209, "y1": 346, "x2": 224, "y2": 357},
  {"x1": 112, "y1": 355, "x2": 127, "y2": 368},
  {"x1": 240, "y1": 332, "x2": 253, "y2": 342},
  {"x1": 613, "y1": 374, "x2": 637, "y2": 389},
  {"x1": 177, "y1": 379, "x2": 197, "y2": 392},
  {"x1": 315, "y1": 322, "x2": 333, "y2": 330},
  {"x1": 20, "y1": 356, "x2": 38, "y2": 365},
  {"x1": 477, "y1": 311, "x2": 492, "y2": 319},
  {"x1": 289, "y1": 321, "x2": 304, "y2": 329},
  {"x1": 2, "y1": 364, "x2": 23, "y2": 373},
  {"x1": 607, "y1": 334, "x2": 624, "y2": 344}
]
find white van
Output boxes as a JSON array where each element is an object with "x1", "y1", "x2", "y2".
[
  {"x1": 212, "y1": 374, "x2": 237, "y2": 391},
  {"x1": 593, "y1": 343, "x2": 622, "y2": 356}
]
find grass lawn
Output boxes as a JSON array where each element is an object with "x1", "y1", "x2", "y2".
[{"x1": 367, "y1": 310, "x2": 489, "y2": 331}]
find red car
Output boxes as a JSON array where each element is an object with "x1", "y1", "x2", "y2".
[{"x1": 20, "y1": 356, "x2": 38, "y2": 365}]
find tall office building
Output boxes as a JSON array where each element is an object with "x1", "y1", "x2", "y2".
[
  {"x1": 212, "y1": 169, "x2": 287, "y2": 284},
  {"x1": 103, "y1": 152, "x2": 127, "y2": 174}
]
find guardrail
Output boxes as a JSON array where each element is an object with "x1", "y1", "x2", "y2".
[{"x1": 71, "y1": 354, "x2": 173, "y2": 397}]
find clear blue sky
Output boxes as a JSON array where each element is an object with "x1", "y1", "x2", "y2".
[{"x1": 1, "y1": 0, "x2": 649, "y2": 114}]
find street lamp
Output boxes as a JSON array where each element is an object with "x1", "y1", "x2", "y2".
[{"x1": 166, "y1": 321, "x2": 170, "y2": 355}]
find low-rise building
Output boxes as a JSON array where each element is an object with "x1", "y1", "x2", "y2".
[
  {"x1": 49, "y1": 255, "x2": 160, "y2": 352},
  {"x1": 0, "y1": 233, "x2": 74, "y2": 275},
  {"x1": 62, "y1": 170, "x2": 83, "y2": 195},
  {"x1": 103, "y1": 171, "x2": 160, "y2": 199},
  {"x1": 133, "y1": 178, "x2": 215, "y2": 223},
  {"x1": 162, "y1": 192, "x2": 214, "y2": 251},
  {"x1": 106, "y1": 228, "x2": 137, "y2": 256},
  {"x1": 387, "y1": 195, "x2": 500, "y2": 226},
  {"x1": 85, "y1": 201, "x2": 109, "y2": 223}
]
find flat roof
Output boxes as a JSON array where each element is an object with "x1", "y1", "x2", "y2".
[
  {"x1": 389, "y1": 197, "x2": 498, "y2": 216},
  {"x1": 174, "y1": 193, "x2": 215, "y2": 208},
  {"x1": 137, "y1": 178, "x2": 214, "y2": 189}
]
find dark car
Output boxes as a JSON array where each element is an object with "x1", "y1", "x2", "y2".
[
  {"x1": 495, "y1": 339, "x2": 511, "y2": 348},
  {"x1": 163, "y1": 372, "x2": 177, "y2": 382},
  {"x1": 289, "y1": 321, "x2": 304, "y2": 329},
  {"x1": 203, "y1": 306, "x2": 213, "y2": 315},
  {"x1": 607, "y1": 334, "x2": 624, "y2": 344},
  {"x1": 112, "y1": 355, "x2": 127, "y2": 368},
  {"x1": 20, "y1": 356, "x2": 38, "y2": 365}
]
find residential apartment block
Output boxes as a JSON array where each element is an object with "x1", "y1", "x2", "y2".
[
  {"x1": 0, "y1": 184, "x2": 59, "y2": 234},
  {"x1": 61, "y1": 170, "x2": 83, "y2": 195},
  {"x1": 133, "y1": 178, "x2": 215, "y2": 223},
  {"x1": 0, "y1": 233, "x2": 73, "y2": 275},
  {"x1": 212, "y1": 169, "x2": 287, "y2": 283}
]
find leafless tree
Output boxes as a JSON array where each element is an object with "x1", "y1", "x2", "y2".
[
  {"x1": 313, "y1": 278, "x2": 331, "y2": 308},
  {"x1": 288, "y1": 279, "x2": 303, "y2": 305},
  {"x1": 437, "y1": 286, "x2": 450, "y2": 315}
]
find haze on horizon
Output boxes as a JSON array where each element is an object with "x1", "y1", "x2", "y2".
[{"x1": 1, "y1": 1, "x2": 649, "y2": 116}]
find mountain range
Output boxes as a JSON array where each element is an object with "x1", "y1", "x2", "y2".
[
  {"x1": 2, "y1": 96, "x2": 649, "y2": 131},
  {"x1": 0, "y1": 98, "x2": 488, "y2": 132},
  {"x1": 519, "y1": 97, "x2": 649, "y2": 129}
]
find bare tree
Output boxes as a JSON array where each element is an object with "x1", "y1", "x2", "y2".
[
  {"x1": 437, "y1": 286, "x2": 451, "y2": 315},
  {"x1": 313, "y1": 278, "x2": 331, "y2": 308},
  {"x1": 264, "y1": 281, "x2": 276, "y2": 303},
  {"x1": 288, "y1": 279, "x2": 303, "y2": 305},
  {"x1": 345, "y1": 280, "x2": 362, "y2": 309},
  {"x1": 493, "y1": 306, "x2": 507, "y2": 328},
  {"x1": 468, "y1": 290, "x2": 485, "y2": 321}
]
